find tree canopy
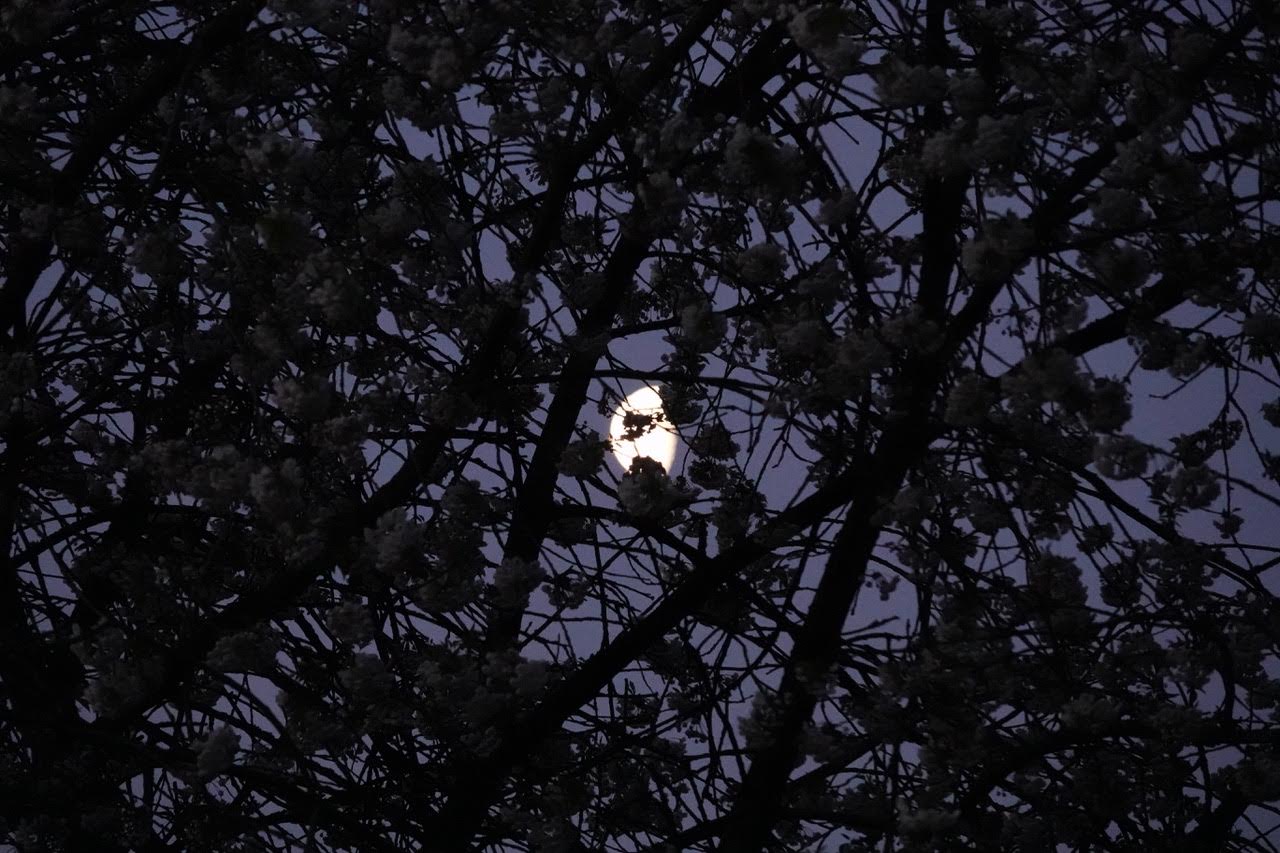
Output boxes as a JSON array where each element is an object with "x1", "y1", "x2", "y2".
[{"x1": 2, "y1": 0, "x2": 1280, "y2": 850}]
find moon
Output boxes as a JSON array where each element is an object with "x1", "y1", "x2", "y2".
[{"x1": 608, "y1": 385, "x2": 678, "y2": 473}]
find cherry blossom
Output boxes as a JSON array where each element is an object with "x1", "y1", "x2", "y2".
[{"x1": 3, "y1": 2, "x2": 1279, "y2": 851}]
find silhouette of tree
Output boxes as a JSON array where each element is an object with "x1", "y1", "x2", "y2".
[{"x1": 2, "y1": 1, "x2": 1279, "y2": 850}]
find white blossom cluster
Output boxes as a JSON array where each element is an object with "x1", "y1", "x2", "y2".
[
  {"x1": 195, "y1": 727, "x2": 240, "y2": 779},
  {"x1": 0, "y1": 350, "x2": 39, "y2": 430},
  {"x1": 738, "y1": 688, "x2": 783, "y2": 751},
  {"x1": 787, "y1": 6, "x2": 868, "y2": 78},
  {"x1": 960, "y1": 213, "x2": 1033, "y2": 283},
  {"x1": 1243, "y1": 312, "x2": 1280, "y2": 360},
  {"x1": 82, "y1": 657, "x2": 161, "y2": 719},
  {"x1": 946, "y1": 72, "x2": 991, "y2": 118},
  {"x1": 557, "y1": 435, "x2": 607, "y2": 477},
  {"x1": 188, "y1": 444, "x2": 251, "y2": 513},
  {"x1": 206, "y1": 628, "x2": 280, "y2": 673},
  {"x1": 657, "y1": 113, "x2": 703, "y2": 159},
  {"x1": 719, "y1": 124, "x2": 806, "y2": 200},
  {"x1": 918, "y1": 113, "x2": 1033, "y2": 178},
  {"x1": 961, "y1": 491, "x2": 1010, "y2": 533},
  {"x1": 1165, "y1": 464, "x2": 1221, "y2": 509},
  {"x1": 0, "y1": 82, "x2": 39, "y2": 124},
  {"x1": 1082, "y1": 242, "x2": 1153, "y2": 292},
  {"x1": 297, "y1": 249, "x2": 368, "y2": 328},
  {"x1": 881, "y1": 484, "x2": 936, "y2": 527},
  {"x1": 248, "y1": 458, "x2": 306, "y2": 522},
  {"x1": 999, "y1": 349, "x2": 1082, "y2": 411},
  {"x1": 875, "y1": 57, "x2": 947, "y2": 106},
  {"x1": 338, "y1": 653, "x2": 395, "y2": 702},
  {"x1": 510, "y1": 657, "x2": 551, "y2": 698},
  {"x1": 325, "y1": 600, "x2": 377, "y2": 646},
  {"x1": 672, "y1": 299, "x2": 727, "y2": 354},
  {"x1": 657, "y1": 382, "x2": 703, "y2": 426},
  {"x1": 617, "y1": 458, "x2": 695, "y2": 519},
  {"x1": 710, "y1": 478, "x2": 766, "y2": 550},
  {"x1": 733, "y1": 241, "x2": 789, "y2": 285},
  {"x1": 635, "y1": 170, "x2": 689, "y2": 231},
  {"x1": 416, "y1": 650, "x2": 553, "y2": 737},
  {"x1": 492, "y1": 557, "x2": 546, "y2": 609},
  {"x1": 238, "y1": 131, "x2": 313, "y2": 179},
  {"x1": 127, "y1": 225, "x2": 190, "y2": 281},
  {"x1": 771, "y1": 315, "x2": 828, "y2": 361},
  {"x1": 364, "y1": 510, "x2": 426, "y2": 573},
  {"x1": 688, "y1": 420, "x2": 738, "y2": 460},
  {"x1": 1088, "y1": 187, "x2": 1150, "y2": 230},
  {"x1": 816, "y1": 191, "x2": 861, "y2": 229},
  {"x1": 830, "y1": 326, "x2": 893, "y2": 380},
  {"x1": 897, "y1": 806, "x2": 960, "y2": 840},
  {"x1": 1026, "y1": 554, "x2": 1087, "y2": 607},
  {"x1": 276, "y1": 690, "x2": 351, "y2": 755},
  {"x1": 387, "y1": 25, "x2": 469, "y2": 92},
  {"x1": 71, "y1": 625, "x2": 125, "y2": 668},
  {"x1": 943, "y1": 373, "x2": 996, "y2": 427},
  {"x1": 544, "y1": 568, "x2": 593, "y2": 609}
]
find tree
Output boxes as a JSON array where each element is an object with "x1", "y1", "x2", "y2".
[{"x1": 2, "y1": 0, "x2": 1279, "y2": 849}]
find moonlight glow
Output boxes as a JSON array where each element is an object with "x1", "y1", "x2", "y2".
[{"x1": 608, "y1": 386, "x2": 678, "y2": 473}]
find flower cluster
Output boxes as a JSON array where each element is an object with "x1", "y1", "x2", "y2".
[
  {"x1": 248, "y1": 458, "x2": 306, "y2": 522},
  {"x1": 492, "y1": 557, "x2": 546, "y2": 609},
  {"x1": 719, "y1": 124, "x2": 806, "y2": 200},
  {"x1": 195, "y1": 727, "x2": 240, "y2": 779},
  {"x1": 617, "y1": 458, "x2": 695, "y2": 519},
  {"x1": 1093, "y1": 435, "x2": 1150, "y2": 480},
  {"x1": 338, "y1": 653, "x2": 395, "y2": 703},
  {"x1": 673, "y1": 299, "x2": 726, "y2": 354},
  {"x1": 364, "y1": 510, "x2": 426, "y2": 574},
  {"x1": 325, "y1": 601, "x2": 377, "y2": 646},
  {"x1": 943, "y1": 373, "x2": 996, "y2": 427},
  {"x1": 206, "y1": 628, "x2": 281, "y2": 673},
  {"x1": 875, "y1": 57, "x2": 947, "y2": 106},
  {"x1": 788, "y1": 6, "x2": 868, "y2": 77},
  {"x1": 558, "y1": 434, "x2": 607, "y2": 477},
  {"x1": 960, "y1": 213, "x2": 1033, "y2": 283},
  {"x1": 733, "y1": 241, "x2": 789, "y2": 285}
]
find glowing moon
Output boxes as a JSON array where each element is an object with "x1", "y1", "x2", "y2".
[{"x1": 608, "y1": 385, "x2": 678, "y2": 473}]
